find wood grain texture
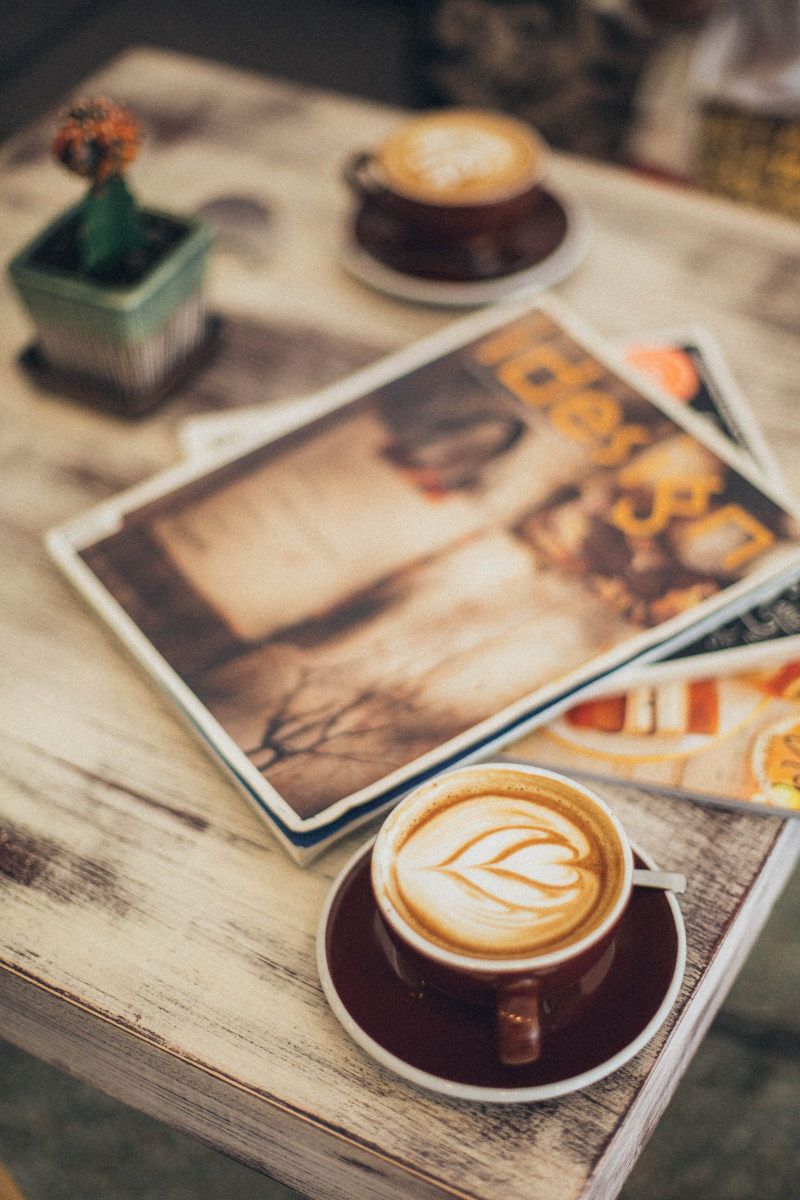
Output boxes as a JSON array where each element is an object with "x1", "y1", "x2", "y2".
[{"x1": 1, "y1": 46, "x2": 800, "y2": 1200}]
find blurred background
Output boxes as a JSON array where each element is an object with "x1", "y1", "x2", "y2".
[{"x1": 6, "y1": 1, "x2": 800, "y2": 215}]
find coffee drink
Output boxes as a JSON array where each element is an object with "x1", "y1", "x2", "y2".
[
  {"x1": 372, "y1": 764, "x2": 633, "y2": 1065},
  {"x1": 374, "y1": 109, "x2": 545, "y2": 207},
  {"x1": 372, "y1": 765, "x2": 629, "y2": 961},
  {"x1": 343, "y1": 109, "x2": 556, "y2": 283}
]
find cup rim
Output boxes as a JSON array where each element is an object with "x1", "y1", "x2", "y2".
[
  {"x1": 371, "y1": 108, "x2": 548, "y2": 208},
  {"x1": 371, "y1": 762, "x2": 634, "y2": 974}
]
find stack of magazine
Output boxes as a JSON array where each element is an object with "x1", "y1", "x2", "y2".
[{"x1": 48, "y1": 297, "x2": 800, "y2": 862}]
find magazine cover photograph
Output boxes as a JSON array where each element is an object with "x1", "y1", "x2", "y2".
[
  {"x1": 614, "y1": 328, "x2": 800, "y2": 679},
  {"x1": 179, "y1": 325, "x2": 800, "y2": 682},
  {"x1": 47, "y1": 300, "x2": 800, "y2": 859},
  {"x1": 513, "y1": 657, "x2": 800, "y2": 818}
]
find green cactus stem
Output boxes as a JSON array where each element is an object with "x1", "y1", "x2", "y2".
[{"x1": 80, "y1": 175, "x2": 145, "y2": 275}]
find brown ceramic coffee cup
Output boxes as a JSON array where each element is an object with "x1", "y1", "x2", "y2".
[
  {"x1": 344, "y1": 108, "x2": 550, "y2": 282},
  {"x1": 371, "y1": 763, "x2": 634, "y2": 1066}
]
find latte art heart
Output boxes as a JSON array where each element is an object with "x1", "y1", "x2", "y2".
[
  {"x1": 377, "y1": 110, "x2": 544, "y2": 206},
  {"x1": 376, "y1": 779, "x2": 627, "y2": 959},
  {"x1": 427, "y1": 824, "x2": 592, "y2": 911}
]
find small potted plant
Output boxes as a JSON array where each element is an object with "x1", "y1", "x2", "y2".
[{"x1": 7, "y1": 97, "x2": 215, "y2": 416}]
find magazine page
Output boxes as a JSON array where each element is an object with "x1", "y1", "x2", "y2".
[
  {"x1": 179, "y1": 394, "x2": 322, "y2": 460},
  {"x1": 178, "y1": 324, "x2": 782, "y2": 472},
  {"x1": 612, "y1": 326, "x2": 783, "y2": 485},
  {"x1": 46, "y1": 297, "x2": 800, "y2": 861},
  {"x1": 510, "y1": 656, "x2": 800, "y2": 818},
  {"x1": 509, "y1": 327, "x2": 800, "y2": 819},
  {"x1": 612, "y1": 327, "x2": 800, "y2": 680},
  {"x1": 182, "y1": 325, "x2": 800, "y2": 683},
  {"x1": 635, "y1": 581, "x2": 800, "y2": 681}
]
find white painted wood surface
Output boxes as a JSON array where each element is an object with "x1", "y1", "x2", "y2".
[{"x1": 1, "y1": 47, "x2": 800, "y2": 1200}]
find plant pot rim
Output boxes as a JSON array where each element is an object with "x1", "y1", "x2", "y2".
[{"x1": 7, "y1": 202, "x2": 214, "y2": 315}]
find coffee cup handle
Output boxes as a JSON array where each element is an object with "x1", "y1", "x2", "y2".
[
  {"x1": 342, "y1": 151, "x2": 381, "y2": 199},
  {"x1": 497, "y1": 979, "x2": 541, "y2": 1066}
]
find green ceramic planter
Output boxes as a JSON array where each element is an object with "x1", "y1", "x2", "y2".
[{"x1": 7, "y1": 203, "x2": 214, "y2": 415}]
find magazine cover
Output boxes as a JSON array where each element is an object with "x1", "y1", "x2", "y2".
[
  {"x1": 613, "y1": 326, "x2": 782, "y2": 485},
  {"x1": 640, "y1": 581, "x2": 800, "y2": 681},
  {"x1": 178, "y1": 325, "x2": 781, "y2": 470},
  {"x1": 180, "y1": 326, "x2": 800, "y2": 683},
  {"x1": 511, "y1": 657, "x2": 800, "y2": 817},
  {"x1": 46, "y1": 297, "x2": 800, "y2": 861},
  {"x1": 612, "y1": 328, "x2": 800, "y2": 681}
]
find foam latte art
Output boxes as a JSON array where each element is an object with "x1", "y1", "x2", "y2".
[
  {"x1": 377, "y1": 110, "x2": 544, "y2": 206},
  {"x1": 375, "y1": 778, "x2": 626, "y2": 959}
]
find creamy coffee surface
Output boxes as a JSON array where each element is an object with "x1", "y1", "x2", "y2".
[
  {"x1": 377, "y1": 110, "x2": 543, "y2": 206},
  {"x1": 373, "y1": 772, "x2": 626, "y2": 959}
]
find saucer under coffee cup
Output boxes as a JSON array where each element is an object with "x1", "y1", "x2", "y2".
[
  {"x1": 343, "y1": 108, "x2": 553, "y2": 283},
  {"x1": 317, "y1": 827, "x2": 686, "y2": 1100}
]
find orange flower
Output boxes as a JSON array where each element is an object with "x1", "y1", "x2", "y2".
[{"x1": 52, "y1": 97, "x2": 141, "y2": 184}]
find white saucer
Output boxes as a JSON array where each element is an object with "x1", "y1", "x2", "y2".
[
  {"x1": 340, "y1": 187, "x2": 591, "y2": 308},
  {"x1": 317, "y1": 837, "x2": 685, "y2": 1103}
]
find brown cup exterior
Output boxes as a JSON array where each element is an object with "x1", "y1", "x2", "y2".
[
  {"x1": 371, "y1": 764, "x2": 633, "y2": 1067},
  {"x1": 374, "y1": 900, "x2": 622, "y2": 1066},
  {"x1": 344, "y1": 150, "x2": 544, "y2": 237},
  {"x1": 343, "y1": 151, "x2": 548, "y2": 281}
]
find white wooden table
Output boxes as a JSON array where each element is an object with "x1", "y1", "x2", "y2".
[{"x1": 2, "y1": 47, "x2": 799, "y2": 1200}]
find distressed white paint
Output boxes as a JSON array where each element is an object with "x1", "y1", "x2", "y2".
[{"x1": 1, "y1": 47, "x2": 800, "y2": 1200}]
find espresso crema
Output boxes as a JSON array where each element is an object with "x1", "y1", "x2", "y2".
[
  {"x1": 372, "y1": 770, "x2": 627, "y2": 960},
  {"x1": 376, "y1": 110, "x2": 544, "y2": 206}
]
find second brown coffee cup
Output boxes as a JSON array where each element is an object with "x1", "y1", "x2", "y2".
[
  {"x1": 344, "y1": 108, "x2": 550, "y2": 282},
  {"x1": 371, "y1": 763, "x2": 634, "y2": 1067}
]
